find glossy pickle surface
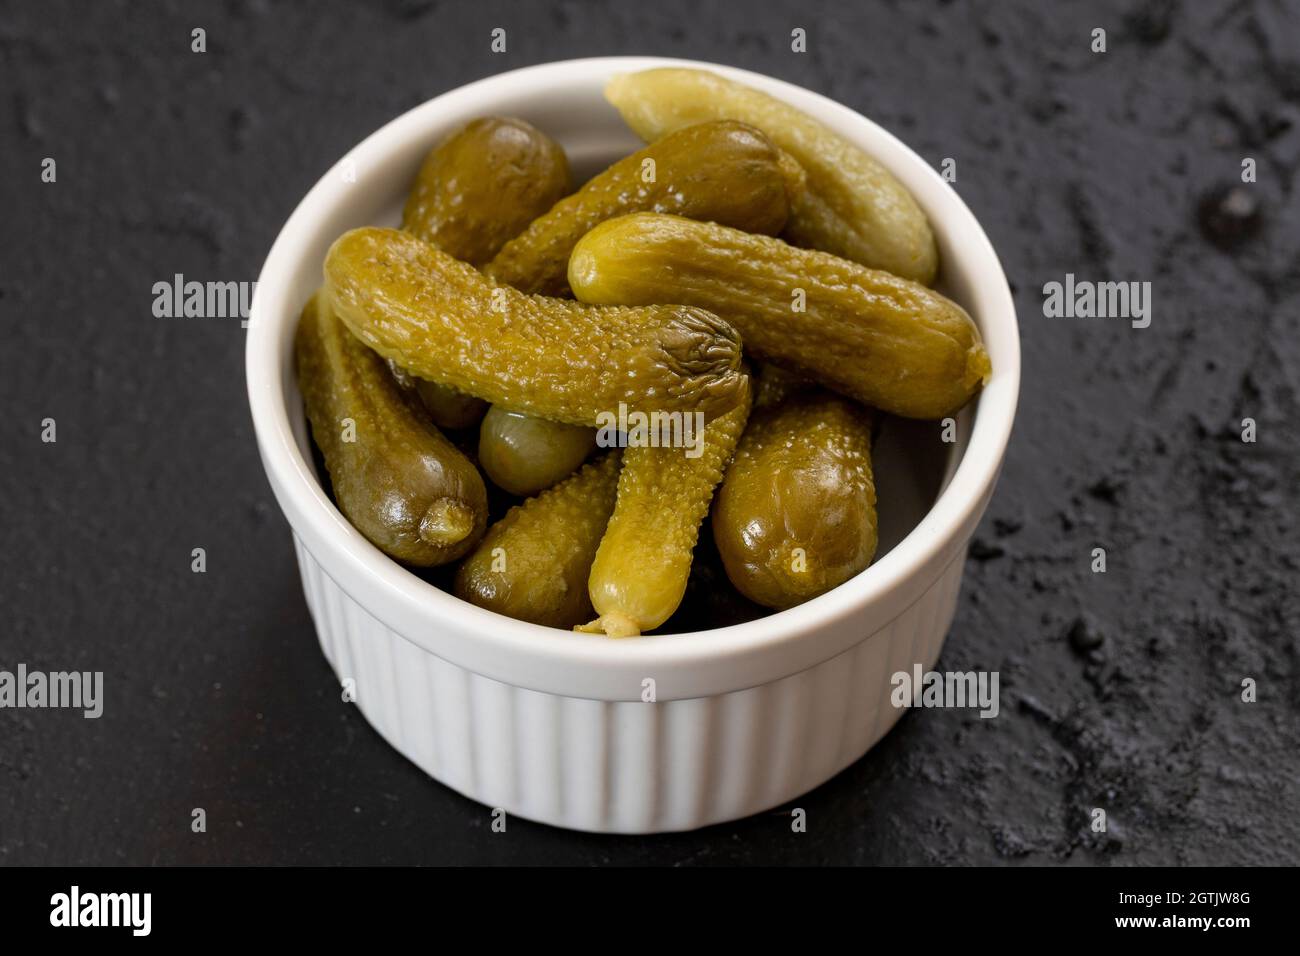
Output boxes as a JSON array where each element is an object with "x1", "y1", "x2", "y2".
[
  {"x1": 478, "y1": 405, "x2": 597, "y2": 496},
  {"x1": 579, "y1": 376, "x2": 753, "y2": 637},
  {"x1": 604, "y1": 67, "x2": 938, "y2": 283},
  {"x1": 712, "y1": 392, "x2": 878, "y2": 609},
  {"x1": 324, "y1": 226, "x2": 747, "y2": 428},
  {"x1": 484, "y1": 119, "x2": 801, "y2": 295},
  {"x1": 294, "y1": 290, "x2": 488, "y2": 567},
  {"x1": 455, "y1": 451, "x2": 621, "y2": 628},
  {"x1": 401, "y1": 116, "x2": 571, "y2": 267},
  {"x1": 388, "y1": 359, "x2": 488, "y2": 431},
  {"x1": 569, "y1": 213, "x2": 989, "y2": 420}
]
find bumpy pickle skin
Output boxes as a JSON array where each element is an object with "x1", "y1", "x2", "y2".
[
  {"x1": 401, "y1": 116, "x2": 571, "y2": 267},
  {"x1": 478, "y1": 405, "x2": 597, "y2": 496},
  {"x1": 324, "y1": 227, "x2": 746, "y2": 426},
  {"x1": 712, "y1": 393, "x2": 877, "y2": 610},
  {"x1": 294, "y1": 290, "x2": 488, "y2": 566},
  {"x1": 483, "y1": 120, "x2": 802, "y2": 296},
  {"x1": 604, "y1": 68, "x2": 938, "y2": 284},
  {"x1": 454, "y1": 452, "x2": 621, "y2": 628},
  {"x1": 394, "y1": 118, "x2": 561, "y2": 426},
  {"x1": 578, "y1": 376, "x2": 753, "y2": 637},
  {"x1": 752, "y1": 361, "x2": 814, "y2": 410},
  {"x1": 569, "y1": 214, "x2": 990, "y2": 420}
]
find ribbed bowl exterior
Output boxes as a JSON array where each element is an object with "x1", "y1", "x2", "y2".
[{"x1": 294, "y1": 535, "x2": 964, "y2": 833}]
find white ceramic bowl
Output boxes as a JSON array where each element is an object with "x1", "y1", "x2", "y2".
[{"x1": 246, "y1": 56, "x2": 1020, "y2": 833}]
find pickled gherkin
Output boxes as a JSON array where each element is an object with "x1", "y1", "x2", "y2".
[
  {"x1": 752, "y1": 361, "x2": 813, "y2": 410},
  {"x1": 294, "y1": 289, "x2": 488, "y2": 566},
  {"x1": 387, "y1": 359, "x2": 488, "y2": 430},
  {"x1": 411, "y1": 379, "x2": 488, "y2": 431},
  {"x1": 395, "y1": 118, "x2": 564, "y2": 426},
  {"x1": 478, "y1": 405, "x2": 596, "y2": 496},
  {"x1": 402, "y1": 116, "x2": 570, "y2": 266},
  {"x1": 569, "y1": 213, "x2": 989, "y2": 420},
  {"x1": 578, "y1": 376, "x2": 753, "y2": 637},
  {"x1": 484, "y1": 120, "x2": 802, "y2": 295},
  {"x1": 324, "y1": 226, "x2": 747, "y2": 426},
  {"x1": 604, "y1": 68, "x2": 938, "y2": 283},
  {"x1": 455, "y1": 452, "x2": 621, "y2": 628},
  {"x1": 712, "y1": 392, "x2": 877, "y2": 609}
]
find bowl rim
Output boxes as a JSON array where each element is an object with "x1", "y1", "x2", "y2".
[{"x1": 246, "y1": 55, "x2": 1020, "y2": 698}]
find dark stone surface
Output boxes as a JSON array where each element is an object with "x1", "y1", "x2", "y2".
[{"x1": 2, "y1": 0, "x2": 1298, "y2": 865}]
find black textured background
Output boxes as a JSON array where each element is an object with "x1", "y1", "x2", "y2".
[{"x1": 2, "y1": 0, "x2": 1298, "y2": 865}]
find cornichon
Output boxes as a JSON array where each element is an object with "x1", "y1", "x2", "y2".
[
  {"x1": 401, "y1": 116, "x2": 570, "y2": 266},
  {"x1": 569, "y1": 213, "x2": 989, "y2": 420},
  {"x1": 324, "y1": 226, "x2": 746, "y2": 426},
  {"x1": 712, "y1": 392, "x2": 877, "y2": 610},
  {"x1": 752, "y1": 361, "x2": 813, "y2": 410},
  {"x1": 604, "y1": 67, "x2": 938, "y2": 283},
  {"x1": 454, "y1": 451, "x2": 621, "y2": 628},
  {"x1": 395, "y1": 117, "x2": 562, "y2": 427},
  {"x1": 578, "y1": 376, "x2": 752, "y2": 637},
  {"x1": 295, "y1": 289, "x2": 488, "y2": 566},
  {"x1": 478, "y1": 405, "x2": 596, "y2": 496},
  {"x1": 483, "y1": 120, "x2": 803, "y2": 295},
  {"x1": 388, "y1": 359, "x2": 488, "y2": 430}
]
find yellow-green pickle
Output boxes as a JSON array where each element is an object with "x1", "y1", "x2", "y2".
[
  {"x1": 391, "y1": 117, "x2": 565, "y2": 427},
  {"x1": 401, "y1": 116, "x2": 571, "y2": 266},
  {"x1": 712, "y1": 392, "x2": 878, "y2": 609},
  {"x1": 752, "y1": 361, "x2": 813, "y2": 410},
  {"x1": 478, "y1": 405, "x2": 596, "y2": 496},
  {"x1": 324, "y1": 226, "x2": 747, "y2": 426},
  {"x1": 604, "y1": 67, "x2": 938, "y2": 283},
  {"x1": 569, "y1": 213, "x2": 990, "y2": 419},
  {"x1": 387, "y1": 360, "x2": 487, "y2": 430},
  {"x1": 294, "y1": 290, "x2": 488, "y2": 566},
  {"x1": 455, "y1": 452, "x2": 622, "y2": 628},
  {"x1": 483, "y1": 120, "x2": 803, "y2": 295},
  {"x1": 579, "y1": 376, "x2": 753, "y2": 637}
]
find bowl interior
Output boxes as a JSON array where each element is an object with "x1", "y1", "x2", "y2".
[{"x1": 276, "y1": 73, "x2": 970, "y2": 635}]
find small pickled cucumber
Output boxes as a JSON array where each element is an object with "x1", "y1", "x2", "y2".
[
  {"x1": 604, "y1": 67, "x2": 938, "y2": 283},
  {"x1": 569, "y1": 213, "x2": 989, "y2": 420},
  {"x1": 713, "y1": 393, "x2": 877, "y2": 610},
  {"x1": 478, "y1": 405, "x2": 597, "y2": 496},
  {"x1": 387, "y1": 359, "x2": 488, "y2": 430},
  {"x1": 455, "y1": 451, "x2": 621, "y2": 628},
  {"x1": 395, "y1": 119, "x2": 561, "y2": 426},
  {"x1": 295, "y1": 290, "x2": 488, "y2": 566},
  {"x1": 395, "y1": 119, "x2": 559, "y2": 427},
  {"x1": 325, "y1": 226, "x2": 746, "y2": 426},
  {"x1": 578, "y1": 376, "x2": 753, "y2": 637},
  {"x1": 483, "y1": 120, "x2": 801, "y2": 296},
  {"x1": 412, "y1": 379, "x2": 488, "y2": 430},
  {"x1": 401, "y1": 116, "x2": 570, "y2": 266},
  {"x1": 752, "y1": 361, "x2": 813, "y2": 410}
]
